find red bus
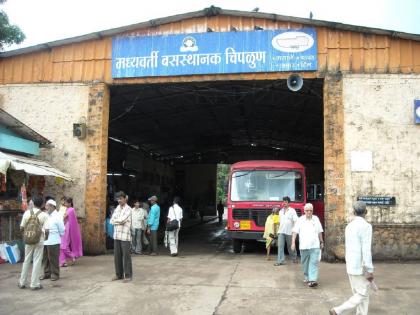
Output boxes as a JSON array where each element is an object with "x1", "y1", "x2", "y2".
[{"x1": 227, "y1": 160, "x2": 307, "y2": 253}]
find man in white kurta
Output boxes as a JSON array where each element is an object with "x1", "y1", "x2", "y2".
[
  {"x1": 330, "y1": 201, "x2": 374, "y2": 315},
  {"x1": 167, "y1": 197, "x2": 183, "y2": 256}
]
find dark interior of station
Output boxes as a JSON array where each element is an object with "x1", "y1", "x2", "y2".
[{"x1": 107, "y1": 78, "x2": 324, "y2": 227}]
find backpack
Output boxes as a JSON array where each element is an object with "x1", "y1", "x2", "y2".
[{"x1": 23, "y1": 209, "x2": 43, "y2": 245}]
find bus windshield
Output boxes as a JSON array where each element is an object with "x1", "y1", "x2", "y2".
[{"x1": 230, "y1": 170, "x2": 304, "y2": 202}]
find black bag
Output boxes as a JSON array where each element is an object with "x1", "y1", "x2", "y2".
[
  {"x1": 166, "y1": 219, "x2": 179, "y2": 231},
  {"x1": 166, "y1": 206, "x2": 179, "y2": 231}
]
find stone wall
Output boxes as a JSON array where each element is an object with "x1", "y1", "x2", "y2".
[
  {"x1": 323, "y1": 74, "x2": 346, "y2": 260},
  {"x1": 84, "y1": 83, "x2": 109, "y2": 254},
  {"x1": 372, "y1": 224, "x2": 420, "y2": 259},
  {"x1": 343, "y1": 74, "x2": 420, "y2": 259},
  {"x1": 0, "y1": 83, "x2": 89, "y2": 217}
]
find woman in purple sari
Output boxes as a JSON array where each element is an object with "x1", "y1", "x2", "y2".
[{"x1": 59, "y1": 197, "x2": 83, "y2": 267}]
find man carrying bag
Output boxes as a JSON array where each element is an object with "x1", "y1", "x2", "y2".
[{"x1": 166, "y1": 197, "x2": 183, "y2": 257}]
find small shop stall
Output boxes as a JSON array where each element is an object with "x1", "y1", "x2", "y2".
[{"x1": 0, "y1": 151, "x2": 72, "y2": 262}]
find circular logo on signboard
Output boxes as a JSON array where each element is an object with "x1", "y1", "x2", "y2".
[
  {"x1": 180, "y1": 36, "x2": 198, "y2": 52},
  {"x1": 271, "y1": 31, "x2": 314, "y2": 53}
]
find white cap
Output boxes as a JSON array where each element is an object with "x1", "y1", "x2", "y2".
[{"x1": 46, "y1": 199, "x2": 57, "y2": 207}]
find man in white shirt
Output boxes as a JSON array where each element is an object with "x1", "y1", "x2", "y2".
[
  {"x1": 167, "y1": 197, "x2": 183, "y2": 256},
  {"x1": 41, "y1": 199, "x2": 65, "y2": 281},
  {"x1": 18, "y1": 196, "x2": 49, "y2": 290},
  {"x1": 275, "y1": 196, "x2": 298, "y2": 266},
  {"x1": 291, "y1": 203, "x2": 324, "y2": 288},
  {"x1": 110, "y1": 191, "x2": 133, "y2": 282},
  {"x1": 131, "y1": 200, "x2": 148, "y2": 254},
  {"x1": 330, "y1": 201, "x2": 374, "y2": 315}
]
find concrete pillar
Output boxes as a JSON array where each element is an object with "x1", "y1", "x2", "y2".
[
  {"x1": 84, "y1": 83, "x2": 109, "y2": 255},
  {"x1": 323, "y1": 73, "x2": 346, "y2": 260}
]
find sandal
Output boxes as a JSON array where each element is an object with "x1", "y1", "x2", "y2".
[
  {"x1": 308, "y1": 281, "x2": 318, "y2": 287},
  {"x1": 303, "y1": 279, "x2": 310, "y2": 283}
]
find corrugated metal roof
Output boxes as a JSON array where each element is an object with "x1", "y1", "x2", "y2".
[
  {"x1": 0, "y1": 108, "x2": 51, "y2": 145},
  {"x1": 1, "y1": 6, "x2": 420, "y2": 58},
  {"x1": 0, "y1": 150, "x2": 72, "y2": 180}
]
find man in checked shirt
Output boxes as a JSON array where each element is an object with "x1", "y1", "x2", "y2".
[{"x1": 110, "y1": 191, "x2": 133, "y2": 282}]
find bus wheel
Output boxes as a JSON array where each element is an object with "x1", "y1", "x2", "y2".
[{"x1": 232, "y1": 239, "x2": 243, "y2": 253}]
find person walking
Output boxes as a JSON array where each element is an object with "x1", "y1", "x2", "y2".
[
  {"x1": 18, "y1": 196, "x2": 49, "y2": 290},
  {"x1": 275, "y1": 196, "x2": 298, "y2": 266},
  {"x1": 263, "y1": 207, "x2": 280, "y2": 260},
  {"x1": 59, "y1": 197, "x2": 83, "y2": 267},
  {"x1": 131, "y1": 200, "x2": 148, "y2": 254},
  {"x1": 167, "y1": 197, "x2": 183, "y2": 257},
  {"x1": 146, "y1": 195, "x2": 160, "y2": 255},
  {"x1": 58, "y1": 196, "x2": 67, "y2": 221},
  {"x1": 110, "y1": 191, "x2": 133, "y2": 282},
  {"x1": 41, "y1": 199, "x2": 65, "y2": 281},
  {"x1": 330, "y1": 201, "x2": 374, "y2": 315},
  {"x1": 217, "y1": 200, "x2": 224, "y2": 224},
  {"x1": 291, "y1": 203, "x2": 324, "y2": 288}
]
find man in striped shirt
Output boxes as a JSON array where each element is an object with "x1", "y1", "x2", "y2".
[{"x1": 110, "y1": 191, "x2": 132, "y2": 282}]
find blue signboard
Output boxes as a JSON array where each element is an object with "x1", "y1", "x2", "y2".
[
  {"x1": 415, "y1": 100, "x2": 420, "y2": 124},
  {"x1": 112, "y1": 29, "x2": 317, "y2": 78}
]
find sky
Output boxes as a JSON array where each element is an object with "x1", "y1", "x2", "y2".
[{"x1": 2, "y1": 0, "x2": 420, "y2": 51}]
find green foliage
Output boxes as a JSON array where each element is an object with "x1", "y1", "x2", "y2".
[
  {"x1": 0, "y1": 1, "x2": 25, "y2": 50},
  {"x1": 216, "y1": 164, "x2": 230, "y2": 204}
]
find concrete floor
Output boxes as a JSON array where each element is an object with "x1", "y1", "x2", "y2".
[{"x1": 0, "y1": 218, "x2": 419, "y2": 315}]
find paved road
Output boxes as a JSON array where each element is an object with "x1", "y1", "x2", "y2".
[{"x1": 1, "y1": 218, "x2": 419, "y2": 314}]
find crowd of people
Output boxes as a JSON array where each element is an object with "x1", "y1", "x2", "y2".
[
  {"x1": 263, "y1": 196, "x2": 375, "y2": 314},
  {"x1": 264, "y1": 196, "x2": 323, "y2": 288},
  {"x1": 18, "y1": 195, "x2": 83, "y2": 290},
  {"x1": 109, "y1": 192, "x2": 183, "y2": 282},
  {"x1": 18, "y1": 190, "x2": 374, "y2": 314}
]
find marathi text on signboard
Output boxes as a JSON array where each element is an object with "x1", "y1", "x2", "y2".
[
  {"x1": 112, "y1": 29, "x2": 317, "y2": 78},
  {"x1": 357, "y1": 196, "x2": 396, "y2": 206}
]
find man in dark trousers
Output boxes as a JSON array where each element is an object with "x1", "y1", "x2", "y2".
[
  {"x1": 110, "y1": 191, "x2": 133, "y2": 282},
  {"x1": 146, "y1": 195, "x2": 160, "y2": 255},
  {"x1": 41, "y1": 199, "x2": 65, "y2": 282},
  {"x1": 217, "y1": 200, "x2": 224, "y2": 224}
]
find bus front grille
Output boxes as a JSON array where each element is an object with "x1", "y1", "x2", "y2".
[{"x1": 232, "y1": 209, "x2": 272, "y2": 227}]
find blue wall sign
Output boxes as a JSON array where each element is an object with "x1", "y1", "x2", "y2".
[
  {"x1": 415, "y1": 100, "x2": 420, "y2": 124},
  {"x1": 112, "y1": 29, "x2": 317, "y2": 78}
]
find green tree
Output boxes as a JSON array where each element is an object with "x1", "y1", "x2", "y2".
[
  {"x1": 0, "y1": 0, "x2": 25, "y2": 50},
  {"x1": 216, "y1": 164, "x2": 230, "y2": 204}
]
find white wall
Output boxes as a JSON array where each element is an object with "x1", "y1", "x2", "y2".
[
  {"x1": 0, "y1": 83, "x2": 89, "y2": 216},
  {"x1": 343, "y1": 74, "x2": 420, "y2": 224}
]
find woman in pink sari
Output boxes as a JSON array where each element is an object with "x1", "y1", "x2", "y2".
[{"x1": 60, "y1": 197, "x2": 83, "y2": 267}]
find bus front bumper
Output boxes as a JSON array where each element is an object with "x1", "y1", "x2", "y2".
[{"x1": 227, "y1": 230, "x2": 264, "y2": 241}]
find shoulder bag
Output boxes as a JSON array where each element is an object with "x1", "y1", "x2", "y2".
[{"x1": 166, "y1": 206, "x2": 179, "y2": 231}]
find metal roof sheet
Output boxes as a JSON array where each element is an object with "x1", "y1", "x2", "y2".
[
  {"x1": 1, "y1": 6, "x2": 420, "y2": 58},
  {"x1": 0, "y1": 108, "x2": 51, "y2": 145},
  {"x1": 0, "y1": 150, "x2": 72, "y2": 181}
]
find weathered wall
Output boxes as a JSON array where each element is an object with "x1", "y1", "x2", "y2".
[
  {"x1": 0, "y1": 83, "x2": 89, "y2": 217},
  {"x1": 343, "y1": 74, "x2": 420, "y2": 259},
  {"x1": 84, "y1": 83, "x2": 109, "y2": 254},
  {"x1": 323, "y1": 74, "x2": 346, "y2": 260}
]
